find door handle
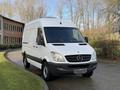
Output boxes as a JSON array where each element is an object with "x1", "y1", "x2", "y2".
[
  {"x1": 33, "y1": 45, "x2": 35, "y2": 47},
  {"x1": 36, "y1": 46, "x2": 38, "y2": 48},
  {"x1": 33, "y1": 45, "x2": 38, "y2": 48}
]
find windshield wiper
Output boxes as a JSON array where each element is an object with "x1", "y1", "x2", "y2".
[{"x1": 79, "y1": 43, "x2": 87, "y2": 45}]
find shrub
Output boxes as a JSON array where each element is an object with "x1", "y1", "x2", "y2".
[
  {"x1": 91, "y1": 40, "x2": 120, "y2": 58},
  {"x1": 82, "y1": 28, "x2": 120, "y2": 59},
  {"x1": 0, "y1": 45, "x2": 21, "y2": 50}
]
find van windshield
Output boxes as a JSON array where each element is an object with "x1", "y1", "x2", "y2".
[{"x1": 44, "y1": 27, "x2": 85, "y2": 43}]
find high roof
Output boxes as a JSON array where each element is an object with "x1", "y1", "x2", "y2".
[{"x1": 26, "y1": 17, "x2": 76, "y2": 28}]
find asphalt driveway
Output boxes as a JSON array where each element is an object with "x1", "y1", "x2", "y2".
[{"x1": 7, "y1": 50, "x2": 120, "y2": 90}]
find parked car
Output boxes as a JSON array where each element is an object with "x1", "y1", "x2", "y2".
[{"x1": 22, "y1": 17, "x2": 97, "y2": 80}]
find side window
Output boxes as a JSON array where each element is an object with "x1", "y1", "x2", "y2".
[{"x1": 36, "y1": 28, "x2": 45, "y2": 46}]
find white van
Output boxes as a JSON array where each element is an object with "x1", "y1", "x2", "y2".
[{"x1": 22, "y1": 17, "x2": 97, "y2": 80}]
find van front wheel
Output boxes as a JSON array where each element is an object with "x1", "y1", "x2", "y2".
[{"x1": 42, "y1": 62, "x2": 52, "y2": 80}]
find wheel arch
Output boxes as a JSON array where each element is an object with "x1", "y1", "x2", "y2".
[
  {"x1": 42, "y1": 56, "x2": 51, "y2": 64},
  {"x1": 22, "y1": 51, "x2": 26, "y2": 56}
]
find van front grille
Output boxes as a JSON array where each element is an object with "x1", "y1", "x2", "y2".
[{"x1": 65, "y1": 54, "x2": 91, "y2": 62}]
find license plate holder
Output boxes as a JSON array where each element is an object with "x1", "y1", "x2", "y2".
[{"x1": 74, "y1": 68, "x2": 87, "y2": 74}]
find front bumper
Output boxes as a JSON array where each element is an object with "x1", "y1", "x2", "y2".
[{"x1": 48, "y1": 62, "x2": 97, "y2": 76}]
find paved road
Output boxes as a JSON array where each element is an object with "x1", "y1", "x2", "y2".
[{"x1": 7, "y1": 50, "x2": 120, "y2": 90}]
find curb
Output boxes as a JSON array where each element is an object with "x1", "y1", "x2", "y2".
[
  {"x1": 4, "y1": 49, "x2": 21, "y2": 65},
  {"x1": 4, "y1": 49, "x2": 49, "y2": 90}
]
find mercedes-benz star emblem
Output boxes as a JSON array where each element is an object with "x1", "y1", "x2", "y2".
[{"x1": 77, "y1": 56, "x2": 82, "y2": 61}]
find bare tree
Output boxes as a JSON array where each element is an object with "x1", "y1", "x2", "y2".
[
  {"x1": 74, "y1": 0, "x2": 84, "y2": 29},
  {"x1": 92, "y1": 0, "x2": 97, "y2": 29},
  {"x1": 15, "y1": 0, "x2": 47, "y2": 22},
  {"x1": 84, "y1": 0, "x2": 90, "y2": 30},
  {"x1": 0, "y1": 0, "x2": 13, "y2": 17},
  {"x1": 64, "y1": 0, "x2": 75, "y2": 21},
  {"x1": 56, "y1": 0, "x2": 65, "y2": 19}
]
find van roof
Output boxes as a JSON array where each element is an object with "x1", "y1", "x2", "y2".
[{"x1": 26, "y1": 18, "x2": 76, "y2": 28}]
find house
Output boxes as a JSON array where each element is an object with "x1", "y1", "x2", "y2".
[{"x1": 0, "y1": 15, "x2": 24, "y2": 45}]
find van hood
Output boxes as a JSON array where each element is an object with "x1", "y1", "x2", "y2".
[{"x1": 47, "y1": 43, "x2": 94, "y2": 55}]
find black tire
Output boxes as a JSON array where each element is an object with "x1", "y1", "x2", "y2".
[
  {"x1": 23, "y1": 53, "x2": 30, "y2": 69},
  {"x1": 42, "y1": 62, "x2": 52, "y2": 81},
  {"x1": 82, "y1": 71, "x2": 93, "y2": 78}
]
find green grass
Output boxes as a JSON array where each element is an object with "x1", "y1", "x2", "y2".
[{"x1": 0, "y1": 52, "x2": 45, "y2": 90}]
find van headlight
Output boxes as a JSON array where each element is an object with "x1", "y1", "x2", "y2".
[
  {"x1": 51, "y1": 51, "x2": 66, "y2": 62},
  {"x1": 91, "y1": 51, "x2": 97, "y2": 61}
]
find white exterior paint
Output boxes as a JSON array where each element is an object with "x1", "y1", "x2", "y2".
[
  {"x1": 27, "y1": 58, "x2": 42, "y2": 69},
  {"x1": 22, "y1": 17, "x2": 97, "y2": 70}
]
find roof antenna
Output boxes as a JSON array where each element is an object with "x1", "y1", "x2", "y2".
[
  {"x1": 60, "y1": 21, "x2": 62, "y2": 24},
  {"x1": 59, "y1": 16, "x2": 62, "y2": 24}
]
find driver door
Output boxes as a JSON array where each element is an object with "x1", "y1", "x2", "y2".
[{"x1": 33, "y1": 28, "x2": 47, "y2": 62}]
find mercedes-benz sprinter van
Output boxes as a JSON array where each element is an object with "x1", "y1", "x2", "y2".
[{"x1": 22, "y1": 17, "x2": 97, "y2": 80}]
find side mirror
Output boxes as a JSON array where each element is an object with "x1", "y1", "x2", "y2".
[
  {"x1": 84, "y1": 37, "x2": 88, "y2": 43},
  {"x1": 40, "y1": 39, "x2": 45, "y2": 46},
  {"x1": 38, "y1": 39, "x2": 45, "y2": 46}
]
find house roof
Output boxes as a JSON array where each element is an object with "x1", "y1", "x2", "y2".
[{"x1": 0, "y1": 15, "x2": 24, "y2": 25}]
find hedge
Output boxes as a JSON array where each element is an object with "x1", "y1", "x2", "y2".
[
  {"x1": 91, "y1": 40, "x2": 120, "y2": 58},
  {"x1": 0, "y1": 45, "x2": 21, "y2": 50}
]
